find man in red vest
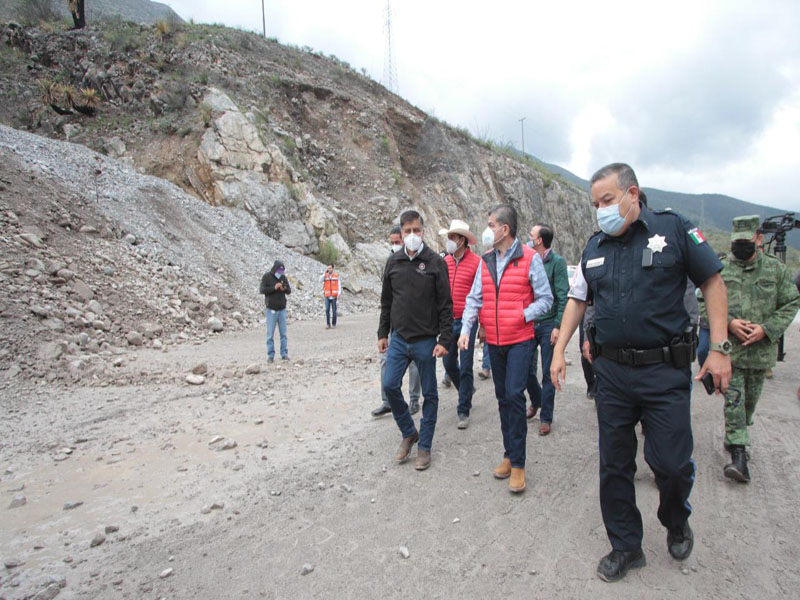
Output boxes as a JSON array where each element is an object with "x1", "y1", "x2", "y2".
[
  {"x1": 320, "y1": 263, "x2": 340, "y2": 329},
  {"x1": 440, "y1": 220, "x2": 481, "y2": 429},
  {"x1": 459, "y1": 204, "x2": 553, "y2": 493}
]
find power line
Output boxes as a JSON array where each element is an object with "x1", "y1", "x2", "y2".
[{"x1": 383, "y1": 0, "x2": 398, "y2": 93}]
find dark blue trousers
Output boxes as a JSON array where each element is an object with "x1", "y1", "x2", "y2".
[{"x1": 593, "y1": 357, "x2": 695, "y2": 551}]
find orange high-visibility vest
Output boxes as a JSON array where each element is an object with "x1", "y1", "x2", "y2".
[{"x1": 323, "y1": 272, "x2": 340, "y2": 298}]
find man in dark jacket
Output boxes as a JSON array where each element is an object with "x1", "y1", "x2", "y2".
[
  {"x1": 260, "y1": 260, "x2": 291, "y2": 362},
  {"x1": 378, "y1": 210, "x2": 453, "y2": 471}
]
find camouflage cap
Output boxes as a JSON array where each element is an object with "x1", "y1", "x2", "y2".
[{"x1": 731, "y1": 215, "x2": 761, "y2": 241}]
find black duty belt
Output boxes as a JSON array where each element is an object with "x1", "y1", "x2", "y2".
[{"x1": 598, "y1": 345, "x2": 673, "y2": 367}]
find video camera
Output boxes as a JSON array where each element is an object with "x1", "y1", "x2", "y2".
[
  {"x1": 759, "y1": 212, "x2": 799, "y2": 362},
  {"x1": 760, "y1": 212, "x2": 800, "y2": 261}
]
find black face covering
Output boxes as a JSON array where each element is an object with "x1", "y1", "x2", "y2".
[{"x1": 730, "y1": 240, "x2": 756, "y2": 261}]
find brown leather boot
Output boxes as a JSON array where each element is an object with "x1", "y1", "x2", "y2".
[
  {"x1": 509, "y1": 467, "x2": 526, "y2": 493},
  {"x1": 414, "y1": 450, "x2": 431, "y2": 471},
  {"x1": 493, "y1": 457, "x2": 511, "y2": 479},
  {"x1": 395, "y1": 431, "x2": 419, "y2": 464}
]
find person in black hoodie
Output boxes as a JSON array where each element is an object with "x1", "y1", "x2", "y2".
[
  {"x1": 260, "y1": 260, "x2": 291, "y2": 362},
  {"x1": 378, "y1": 210, "x2": 453, "y2": 471}
]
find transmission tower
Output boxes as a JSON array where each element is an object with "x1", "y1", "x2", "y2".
[{"x1": 383, "y1": 0, "x2": 398, "y2": 93}]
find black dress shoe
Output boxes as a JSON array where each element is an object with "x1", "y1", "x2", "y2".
[
  {"x1": 409, "y1": 400, "x2": 420, "y2": 415},
  {"x1": 667, "y1": 521, "x2": 694, "y2": 560},
  {"x1": 596, "y1": 548, "x2": 646, "y2": 582},
  {"x1": 371, "y1": 403, "x2": 392, "y2": 417}
]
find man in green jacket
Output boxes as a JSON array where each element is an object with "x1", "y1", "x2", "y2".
[
  {"x1": 525, "y1": 223, "x2": 569, "y2": 435},
  {"x1": 704, "y1": 215, "x2": 800, "y2": 482}
]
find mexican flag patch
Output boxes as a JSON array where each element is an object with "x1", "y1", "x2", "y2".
[{"x1": 688, "y1": 227, "x2": 706, "y2": 245}]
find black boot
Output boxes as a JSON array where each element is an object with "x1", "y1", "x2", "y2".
[
  {"x1": 596, "y1": 548, "x2": 646, "y2": 582},
  {"x1": 667, "y1": 521, "x2": 694, "y2": 560},
  {"x1": 724, "y1": 445, "x2": 751, "y2": 482}
]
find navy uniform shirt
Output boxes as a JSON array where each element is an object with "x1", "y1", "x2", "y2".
[{"x1": 568, "y1": 202, "x2": 722, "y2": 349}]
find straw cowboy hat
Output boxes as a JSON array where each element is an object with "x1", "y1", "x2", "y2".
[{"x1": 438, "y1": 219, "x2": 477, "y2": 245}]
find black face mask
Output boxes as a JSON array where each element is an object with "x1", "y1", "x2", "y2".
[{"x1": 730, "y1": 240, "x2": 756, "y2": 260}]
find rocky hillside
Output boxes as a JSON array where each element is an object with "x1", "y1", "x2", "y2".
[
  {"x1": 0, "y1": 0, "x2": 182, "y2": 25},
  {"x1": 0, "y1": 19, "x2": 595, "y2": 267},
  {"x1": 1, "y1": 122, "x2": 376, "y2": 385}
]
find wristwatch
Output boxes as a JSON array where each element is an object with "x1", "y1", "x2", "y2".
[{"x1": 709, "y1": 340, "x2": 733, "y2": 355}]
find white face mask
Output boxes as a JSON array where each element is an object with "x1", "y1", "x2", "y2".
[
  {"x1": 445, "y1": 239, "x2": 459, "y2": 254},
  {"x1": 404, "y1": 233, "x2": 423, "y2": 252},
  {"x1": 482, "y1": 226, "x2": 505, "y2": 248},
  {"x1": 391, "y1": 243, "x2": 403, "y2": 253}
]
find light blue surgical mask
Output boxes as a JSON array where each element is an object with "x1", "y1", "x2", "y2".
[{"x1": 596, "y1": 191, "x2": 633, "y2": 236}]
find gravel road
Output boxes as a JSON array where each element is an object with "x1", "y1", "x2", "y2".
[{"x1": 1, "y1": 314, "x2": 799, "y2": 599}]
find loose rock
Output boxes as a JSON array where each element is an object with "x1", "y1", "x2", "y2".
[{"x1": 8, "y1": 494, "x2": 26, "y2": 509}]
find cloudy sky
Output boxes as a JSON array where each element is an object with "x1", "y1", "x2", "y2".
[{"x1": 164, "y1": 0, "x2": 800, "y2": 211}]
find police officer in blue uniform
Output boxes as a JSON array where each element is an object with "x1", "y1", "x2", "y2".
[{"x1": 551, "y1": 163, "x2": 732, "y2": 582}]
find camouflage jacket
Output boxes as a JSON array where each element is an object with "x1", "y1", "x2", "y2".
[{"x1": 702, "y1": 252, "x2": 800, "y2": 368}]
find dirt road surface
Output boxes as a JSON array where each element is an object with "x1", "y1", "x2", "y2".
[{"x1": 2, "y1": 314, "x2": 799, "y2": 599}]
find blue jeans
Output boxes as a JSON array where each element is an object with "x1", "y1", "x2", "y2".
[
  {"x1": 526, "y1": 320, "x2": 556, "y2": 423},
  {"x1": 697, "y1": 326, "x2": 710, "y2": 368},
  {"x1": 324, "y1": 297, "x2": 338, "y2": 327},
  {"x1": 266, "y1": 308, "x2": 288, "y2": 359},
  {"x1": 382, "y1": 334, "x2": 439, "y2": 451},
  {"x1": 380, "y1": 338, "x2": 420, "y2": 404},
  {"x1": 443, "y1": 318, "x2": 478, "y2": 416},
  {"x1": 482, "y1": 342, "x2": 491, "y2": 371},
  {"x1": 488, "y1": 339, "x2": 534, "y2": 468}
]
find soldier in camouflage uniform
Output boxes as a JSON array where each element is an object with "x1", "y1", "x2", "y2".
[{"x1": 704, "y1": 215, "x2": 800, "y2": 482}]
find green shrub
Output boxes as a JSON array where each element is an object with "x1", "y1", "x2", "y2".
[
  {"x1": 379, "y1": 135, "x2": 391, "y2": 154},
  {"x1": 286, "y1": 183, "x2": 301, "y2": 201},
  {"x1": 317, "y1": 239, "x2": 339, "y2": 264},
  {"x1": 199, "y1": 103, "x2": 212, "y2": 127},
  {"x1": 282, "y1": 136, "x2": 296, "y2": 156}
]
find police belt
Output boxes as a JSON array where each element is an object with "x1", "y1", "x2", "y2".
[
  {"x1": 597, "y1": 341, "x2": 697, "y2": 368},
  {"x1": 597, "y1": 344, "x2": 676, "y2": 367}
]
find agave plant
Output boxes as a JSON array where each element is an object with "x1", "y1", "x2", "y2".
[
  {"x1": 73, "y1": 87, "x2": 100, "y2": 115},
  {"x1": 155, "y1": 20, "x2": 170, "y2": 37},
  {"x1": 37, "y1": 79, "x2": 58, "y2": 107},
  {"x1": 56, "y1": 83, "x2": 77, "y2": 107}
]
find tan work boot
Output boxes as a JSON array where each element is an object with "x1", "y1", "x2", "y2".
[
  {"x1": 395, "y1": 431, "x2": 419, "y2": 464},
  {"x1": 493, "y1": 457, "x2": 511, "y2": 479},
  {"x1": 509, "y1": 467, "x2": 526, "y2": 493},
  {"x1": 414, "y1": 449, "x2": 431, "y2": 470}
]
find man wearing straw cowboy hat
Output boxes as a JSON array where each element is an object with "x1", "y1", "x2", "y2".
[{"x1": 439, "y1": 219, "x2": 482, "y2": 429}]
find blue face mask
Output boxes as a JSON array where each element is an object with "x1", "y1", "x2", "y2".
[
  {"x1": 275, "y1": 269, "x2": 285, "y2": 278},
  {"x1": 596, "y1": 191, "x2": 633, "y2": 235}
]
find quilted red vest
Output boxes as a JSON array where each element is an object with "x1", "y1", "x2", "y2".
[
  {"x1": 445, "y1": 248, "x2": 481, "y2": 319},
  {"x1": 479, "y1": 245, "x2": 535, "y2": 345}
]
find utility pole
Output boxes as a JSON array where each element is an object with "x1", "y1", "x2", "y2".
[
  {"x1": 519, "y1": 117, "x2": 526, "y2": 156},
  {"x1": 261, "y1": 0, "x2": 266, "y2": 37},
  {"x1": 383, "y1": 0, "x2": 398, "y2": 93}
]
